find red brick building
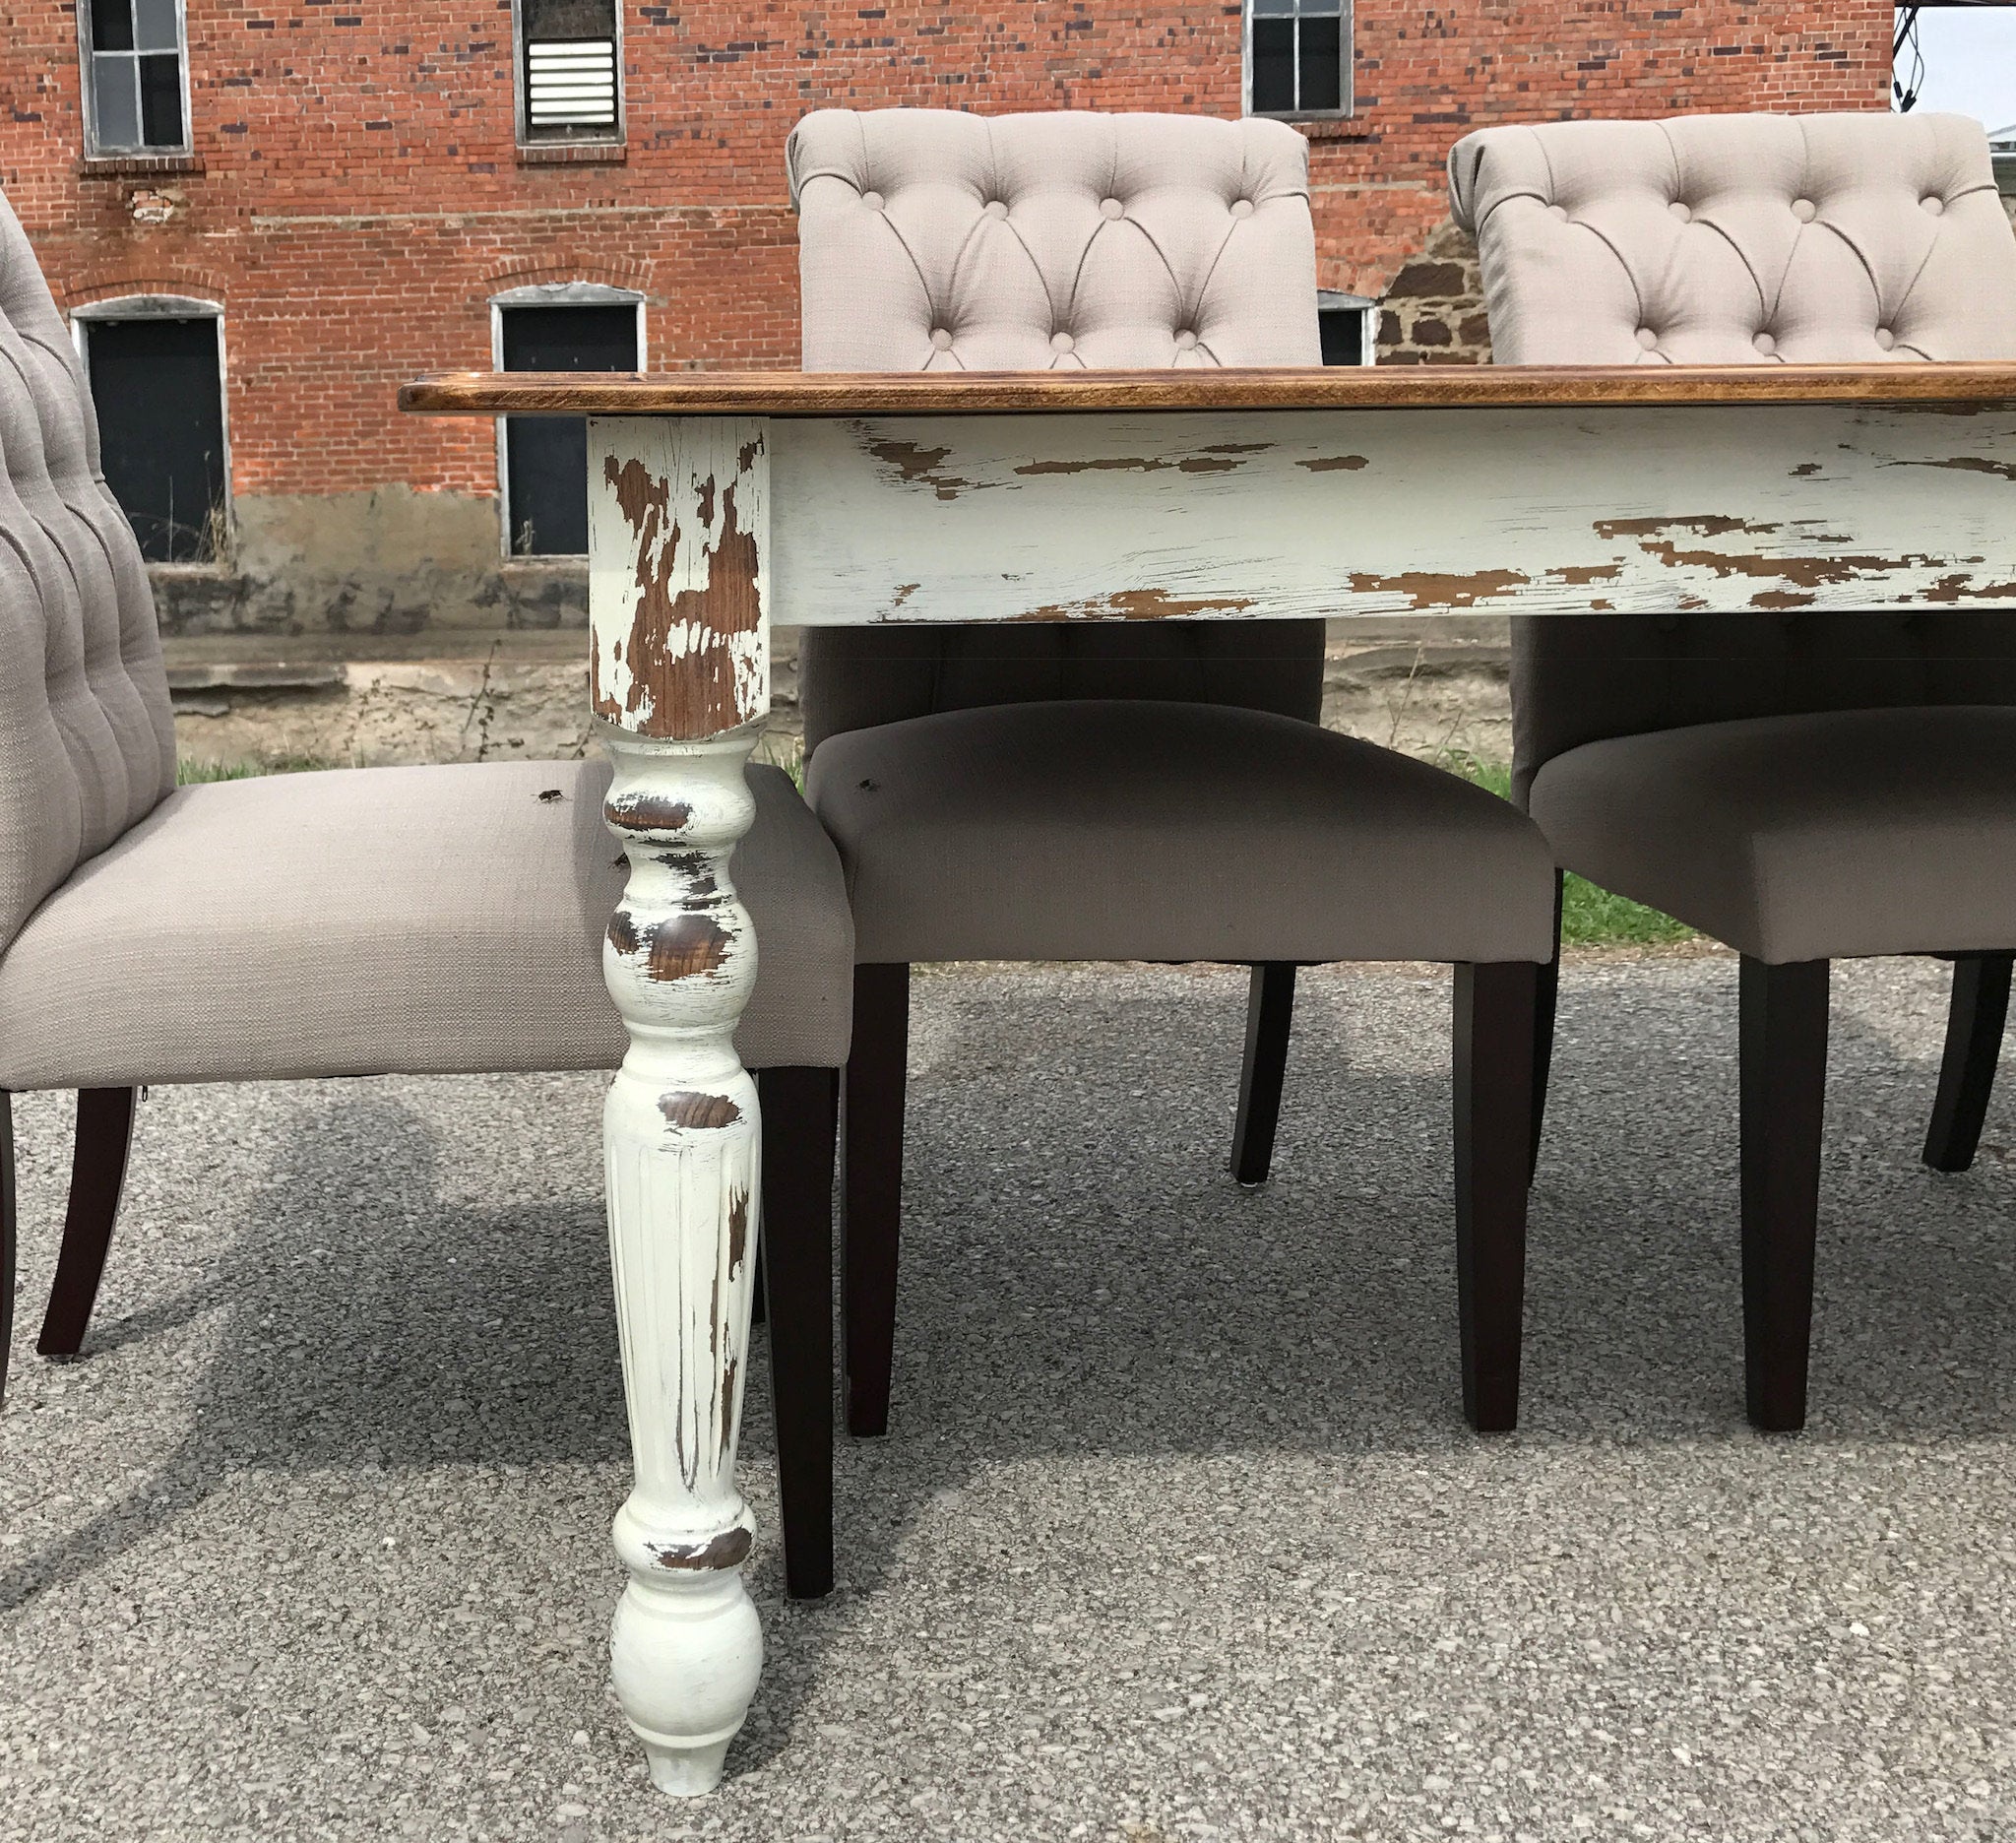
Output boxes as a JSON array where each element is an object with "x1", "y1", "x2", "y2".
[{"x1": 3, "y1": 2, "x2": 1893, "y2": 672}]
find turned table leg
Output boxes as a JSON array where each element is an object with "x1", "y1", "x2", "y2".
[{"x1": 589, "y1": 414, "x2": 772, "y2": 1795}]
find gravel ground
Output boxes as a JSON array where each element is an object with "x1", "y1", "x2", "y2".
[{"x1": 2, "y1": 952, "x2": 2013, "y2": 1842}]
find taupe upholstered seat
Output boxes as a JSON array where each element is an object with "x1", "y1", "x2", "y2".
[
  {"x1": 1454, "y1": 111, "x2": 2016, "y2": 1433},
  {"x1": 789, "y1": 107, "x2": 1555, "y2": 1444},
  {"x1": 817, "y1": 700, "x2": 1553, "y2": 966},
  {"x1": 0, "y1": 186, "x2": 851, "y2": 1597},
  {"x1": 0, "y1": 757, "x2": 850, "y2": 1089},
  {"x1": 1529, "y1": 707, "x2": 2016, "y2": 966}
]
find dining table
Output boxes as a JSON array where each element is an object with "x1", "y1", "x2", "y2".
[{"x1": 400, "y1": 359, "x2": 2016, "y2": 1795}]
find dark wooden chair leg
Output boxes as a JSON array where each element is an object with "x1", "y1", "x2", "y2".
[
  {"x1": 1453, "y1": 961, "x2": 1538, "y2": 1434},
  {"x1": 1229, "y1": 962, "x2": 1296, "y2": 1186},
  {"x1": 750, "y1": 1239, "x2": 767, "y2": 1325},
  {"x1": 1739, "y1": 956, "x2": 1830, "y2": 1434},
  {"x1": 842, "y1": 963, "x2": 909, "y2": 1439},
  {"x1": 1530, "y1": 869, "x2": 1564, "y2": 1183},
  {"x1": 37, "y1": 1087, "x2": 139, "y2": 1358},
  {"x1": 1922, "y1": 952, "x2": 2011, "y2": 1175},
  {"x1": 757, "y1": 1064, "x2": 839, "y2": 1600},
  {"x1": 1, "y1": 1091, "x2": 16, "y2": 1408}
]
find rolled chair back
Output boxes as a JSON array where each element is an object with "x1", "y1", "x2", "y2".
[
  {"x1": 0, "y1": 190, "x2": 175, "y2": 949},
  {"x1": 787, "y1": 107, "x2": 1327, "y2": 754},
  {"x1": 1445, "y1": 110, "x2": 2016, "y2": 798}
]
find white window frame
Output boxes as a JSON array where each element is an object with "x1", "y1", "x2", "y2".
[
  {"x1": 1317, "y1": 288, "x2": 1379, "y2": 366},
  {"x1": 69, "y1": 293, "x2": 232, "y2": 567},
  {"x1": 1242, "y1": 0, "x2": 1354, "y2": 122},
  {"x1": 490, "y1": 283, "x2": 647, "y2": 560},
  {"x1": 77, "y1": 0, "x2": 194, "y2": 157},
  {"x1": 511, "y1": 0, "x2": 626, "y2": 148}
]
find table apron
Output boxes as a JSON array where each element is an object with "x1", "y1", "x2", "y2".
[{"x1": 748, "y1": 401, "x2": 2016, "y2": 626}]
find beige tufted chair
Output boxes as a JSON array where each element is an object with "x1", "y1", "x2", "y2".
[
  {"x1": 788, "y1": 107, "x2": 1560, "y2": 1443},
  {"x1": 0, "y1": 188, "x2": 852, "y2": 1593},
  {"x1": 1451, "y1": 110, "x2": 2016, "y2": 1433}
]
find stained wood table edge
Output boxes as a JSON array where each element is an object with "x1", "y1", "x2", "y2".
[{"x1": 400, "y1": 363, "x2": 2016, "y2": 418}]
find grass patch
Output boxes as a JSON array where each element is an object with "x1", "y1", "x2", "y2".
[
  {"x1": 176, "y1": 754, "x2": 338, "y2": 785},
  {"x1": 1442, "y1": 752, "x2": 1696, "y2": 950}
]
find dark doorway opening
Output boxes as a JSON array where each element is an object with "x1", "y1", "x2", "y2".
[
  {"x1": 86, "y1": 314, "x2": 225, "y2": 564},
  {"x1": 500, "y1": 303, "x2": 640, "y2": 556}
]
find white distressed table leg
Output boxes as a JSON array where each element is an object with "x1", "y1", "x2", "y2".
[{"x1": 589, "y1": 414, "x2": 771, "y2": 1796}]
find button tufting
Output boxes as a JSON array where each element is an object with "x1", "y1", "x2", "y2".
[
  {"x1": 1791, "y1": 198, "x2": 1816, "y2": 222},
  {"x1": 1670, "y1": 201, "x2": 1692, "y2": 222},
  {"x1": 1635, "y1": 328, "x2": 1659, "y2": 350},
  {"x1": 1874, "y1": 327, "x2": 1897, "y2": 350},
  {"x1": 1099, "y1": 197, "x2": 1124, "y2": 220},
  {"x1": 1752, "y1": 332, "x2": 1777, "y2": 355},
  {"x1": 1922, "y1": 195, "x2": 1945, "y2": 216},
  {"x1": 1229, "y1": 198, "x2": 1255, "y2": 218},
  {"x1": 982, "y1": 199, "x2": 1008, "y2": 220},
  {"x1": 860, "y1": 190, "x2": 885, "y2": 212},
  {"x1": 1547, "y1": 204, "x2": 1569, "y2": 222},
  {"x1": 1173, "y1": 329, "x2": 1199, "y2": 350},
  {"x1": 929, "y1": 328, "x2": 953, "y2": 350},
  {"x1": 1050, "y1": 331, "x2": 1076, "y2": 353}
]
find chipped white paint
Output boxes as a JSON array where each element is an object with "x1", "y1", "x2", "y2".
[
  {"x1": 598, "y1": 727, "x2": 766, "y2": 1796},
  {"x1": 582, "y1": 393, "x2": 2015, "y2": 1799},
  {"x1": 590, "y1": 415, "x2": 770, "y2": 740},
  {"x1": 765, "y1": 404, "x2": 2016, "y2": 624}
]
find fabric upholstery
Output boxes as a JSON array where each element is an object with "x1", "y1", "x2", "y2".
[
  {"x1": 806, "y1": 700, "x2": 1558, "y2": 965},
  {"x1": 0, "y1": 187, "x2": 175, "y2": 953},
  {"x1": 1528, "y1": 707, "x2": 2016, "y2": 964},
  {"x1": 799, "y1": 621, "x2": 1326, "y2": 756},
  {"x1": 788, "y1": 107, "x2": 1321, "y2": 373},
  {"x1": 1507, "y1": 611, "x2": 2016, "y2": 807},
  {"x1": 0, "y1": 758, "x2": 852, "y2": 1088},
  {"x1": 789, "y1": 105, "x2": 1326, "y2": 743},
  {"x1": 1448, "y1": 111, "x2": 2016, "y2": 365}
]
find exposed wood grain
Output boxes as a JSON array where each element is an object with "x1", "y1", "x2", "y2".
[
  {"x1": 590, "y1": 415, "x2": 769, "y2": 740},
  {"x1": 766, "y1": 403, "x2": 2016, "y2": 625},
  {"x1": 403, "y1": 362, "x2": 2016, "y2": 419}
]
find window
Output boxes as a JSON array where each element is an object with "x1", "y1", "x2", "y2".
[
  {"x1": 1317, "y1": 290, "x2": 1377, "y2": 366},
  {"x1": 493, "y1": 288, "x2": 644, "y2": 556},
  {"x1": 74, "y1": 300, "x2": 228, "y2": 564},
  {"x1": 1246, "y1": 0, "x2": 1351, "y2": 120},
  {"x1": 81, "y1": 0, "x2": 189, "y2": 154},
  {"x1": 516, "y1": 0, "x2": 622, "y2": 144}
]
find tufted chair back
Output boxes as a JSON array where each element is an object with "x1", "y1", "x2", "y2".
[
  {"x1": 1442, "y1": 113, "x2": 2016, "y2": 803},
  {"x1": 786, "y1": 107, "x2": 1326, "y2": 754},
  {"x1": 0, "y1": 189, "x2": 176, "y2": 951},
  {"x1": 1448, "y1": 110, "x2": 2016, "y2": 366}
]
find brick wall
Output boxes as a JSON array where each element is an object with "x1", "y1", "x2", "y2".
[{"x1": 3, "y1": 1, "x2": 1893, "y2": 638}]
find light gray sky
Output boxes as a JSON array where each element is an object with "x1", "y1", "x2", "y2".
[{"x1": 1897, "y1": 5, "x2": 2016, "y2": 130}]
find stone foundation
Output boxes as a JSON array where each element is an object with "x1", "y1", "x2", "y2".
[{"x1": 168, "y1": 619, "x2": 1515, "y2": 773}]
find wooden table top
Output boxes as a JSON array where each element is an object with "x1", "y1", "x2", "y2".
[{"x1": 401, "y1": 362, "x2": 2016, "y2": 419}]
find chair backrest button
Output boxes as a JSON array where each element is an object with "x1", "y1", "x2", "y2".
[
  {"x1": 1051, "y1": 331, "x2": 1076, "y2": 353},
  {"x1": 929, "y1": 328, "x2": 954, "y2": 350},
  {"x1": 1099, "y1": 197, "x2": 1124, "y2": 220},
  {"x1": 861, "y1": 190, "x2": 885, "y2": 212},
  {"x1": 1635, "y1": 327, "x2": 1659, "y2": 350},
  {"x1": 1791, "y1": 198, "x2": 1816, "y2": 222}
]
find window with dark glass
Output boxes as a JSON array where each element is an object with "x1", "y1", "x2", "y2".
[
  {"x1": 518, "y1": 0, "x2": 621, "y2": 142},
  {"x1": 84, "y1": 0, "x2": 188, "y2": 153},
  {"x1": 84, "y1": 315, "x2": 226, "y2": 563},
  {"x1": 1247, "y1": 0, "x2": 1349, "y2": 119},
  {"x1": 499, "y1": 304, "x2": 640, "y2": 556}
]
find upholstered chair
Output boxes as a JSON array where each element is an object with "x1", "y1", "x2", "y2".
[
  {"x1": 788, "y1": 106, "x2": 1561, "y2": 1438},
  {"x1": 0, "y1": 192, "x2": 852, "y2": 1598},
  {"x1": 1450, "y1": 110, "x2": 2016, "y2": 1431}
]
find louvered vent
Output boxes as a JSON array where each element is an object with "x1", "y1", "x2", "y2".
[{"x1": 527, "y1": 38, "x2": 617, "y2": 130}]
